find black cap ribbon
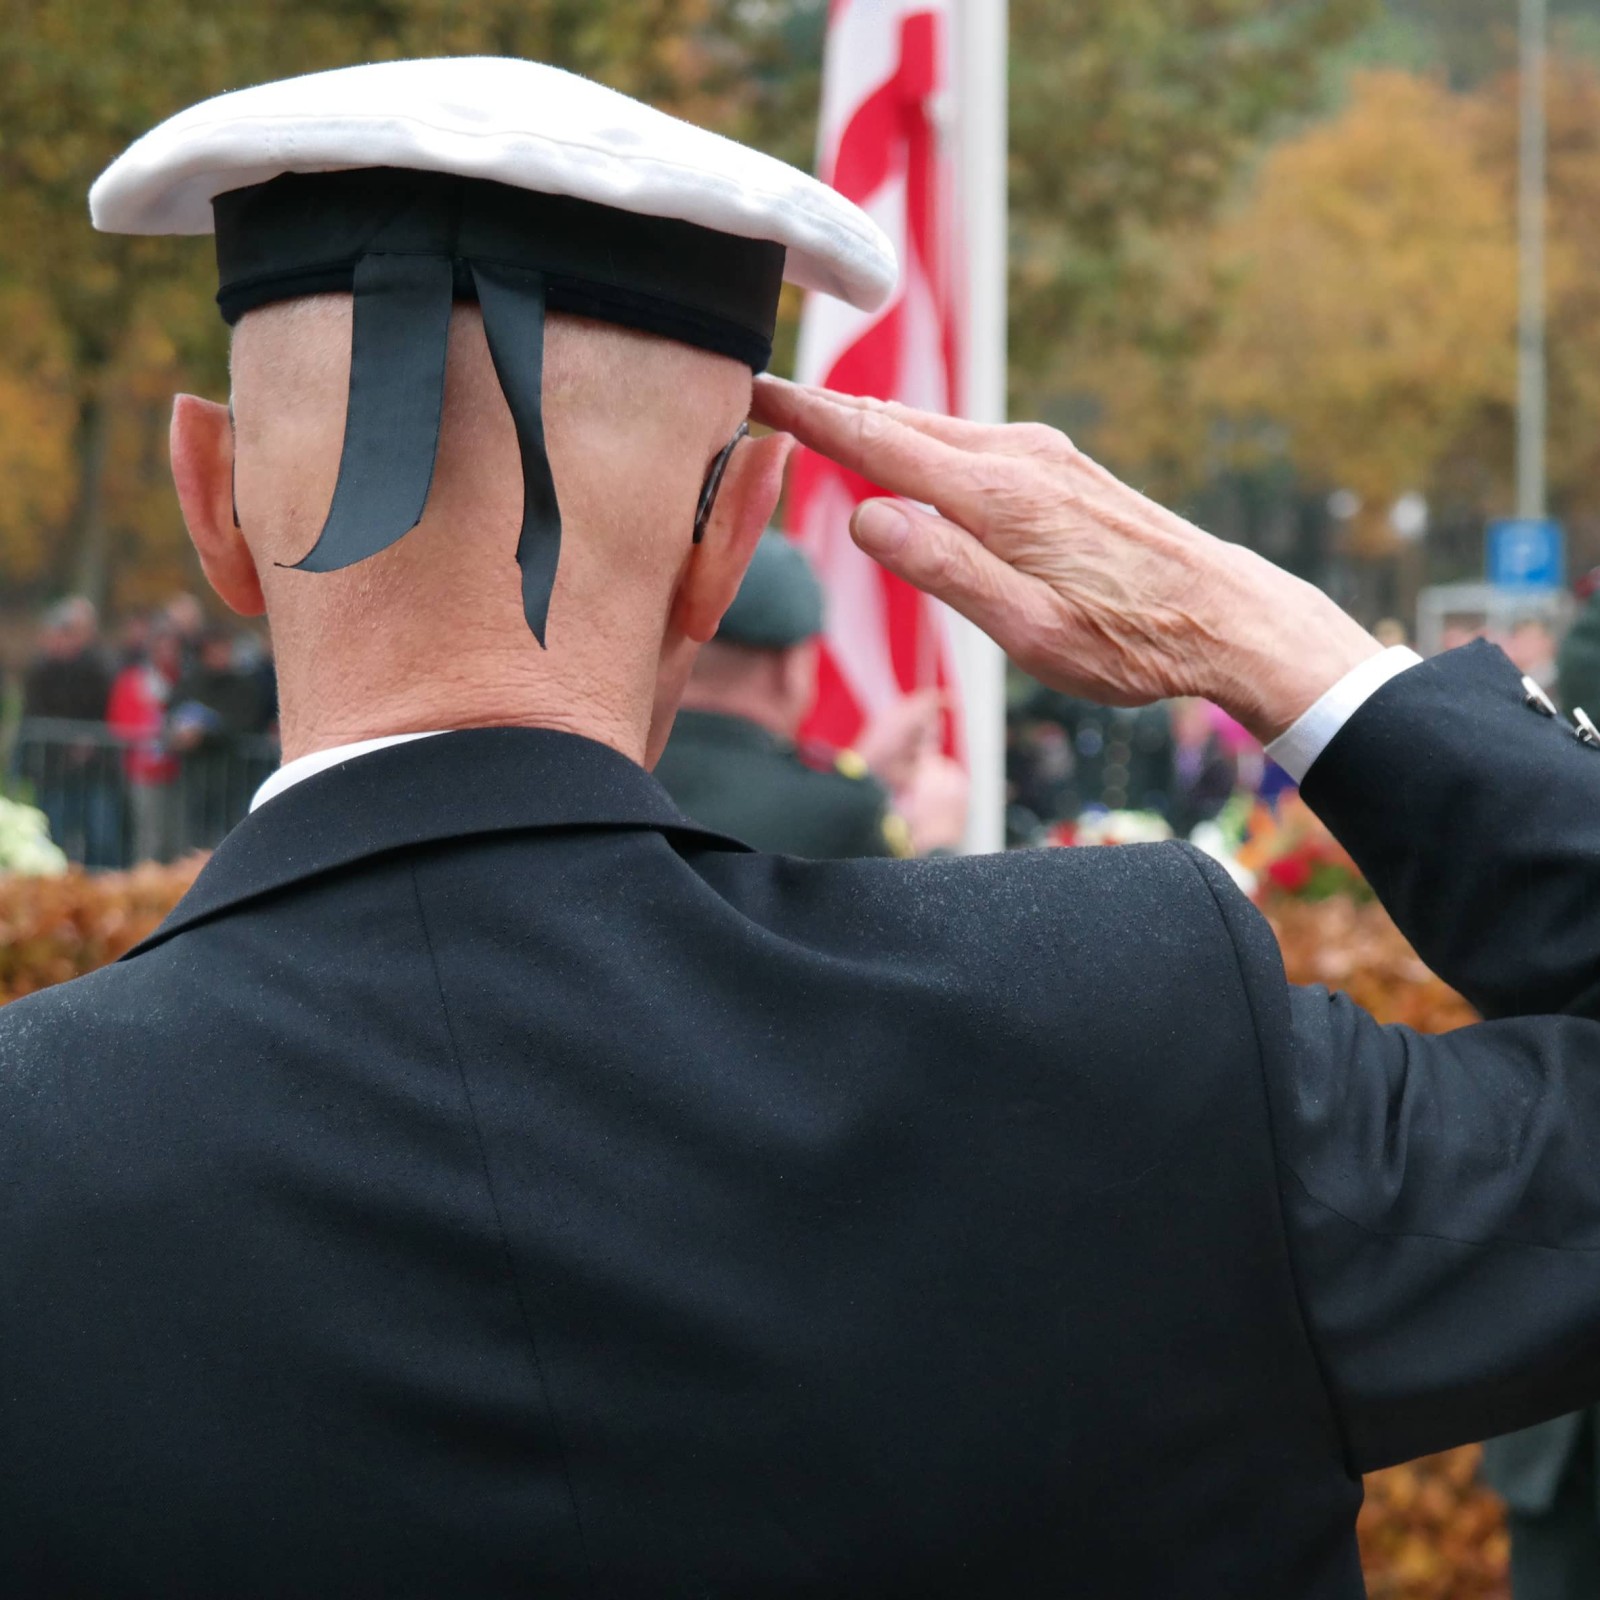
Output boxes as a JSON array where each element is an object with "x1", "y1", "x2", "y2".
[{"x1": 212, "y1": 170, "x2": 786, "y2": 646}]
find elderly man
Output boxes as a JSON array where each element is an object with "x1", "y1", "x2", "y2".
[{"x1": 7, "y1": 57, "x2": 1600, "y2": 1600}]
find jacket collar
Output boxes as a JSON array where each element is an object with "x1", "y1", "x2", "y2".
[{"x1": 124, "y1": 726, "x2": 746, "y2": 958}]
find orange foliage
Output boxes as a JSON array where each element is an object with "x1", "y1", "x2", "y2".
[
  {"x1": 1268, "y1": 893, "x2": 1478, "y2": 1033},
  {"x1": 1358, "y1": 1446, "x2": 1510, "y2": 1600},
  {"x1": 0, "y1": 859, "x2": 200, "y2": 1003},
  {"x1": 1207, "y1": 72, "x2": 1518, "y2": 534},
  {"x1": 1071, "y1": 62, "x2": 1600, "y2": 556}
]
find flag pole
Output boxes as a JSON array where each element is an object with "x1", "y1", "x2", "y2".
[{"x1": 953, "y1": 0, "x2": 1009, "y2": 853}]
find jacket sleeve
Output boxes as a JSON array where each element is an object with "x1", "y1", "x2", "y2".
[
  {"x1": 1190, "y1": 847, "x2": 1600, "y2": 1475},
  {"x1": 1302, "y1": 639, "x2": 1600, "y2": 1023},
  {"x1": 1184, "y1": 642, "x2": 1600, "y2": 1472}
]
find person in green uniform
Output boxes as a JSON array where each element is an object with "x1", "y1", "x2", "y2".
[{"x1": 656, "y1": 531, "x2": 963, "y2": 858}]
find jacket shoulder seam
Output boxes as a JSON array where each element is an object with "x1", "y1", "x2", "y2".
[{"x1": 1175, "y1": 841, "x2": 1360, "y2": 1476}]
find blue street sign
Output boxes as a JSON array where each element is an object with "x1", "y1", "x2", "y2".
[{"x1": 1487, "y1": 518, "x2": 1565, "y2": 590}]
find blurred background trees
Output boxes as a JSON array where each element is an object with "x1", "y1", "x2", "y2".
[
  {"x1": 1, "y1": 0, "x2": 1597, "y2": 619},
  {"x1": 1073, "y1": 71, "x2": 1522, "y2": 575},
  {"x1": 0, "y1": 0, "x2": 801, "y2": 608},
  {"x1": 1029, "y1": 0, "x2": 1600, "y2": 616}
]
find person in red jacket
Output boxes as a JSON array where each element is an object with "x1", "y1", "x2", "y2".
[{"x1": 106, "y1": 624, "x2": 183, "y2": 864}]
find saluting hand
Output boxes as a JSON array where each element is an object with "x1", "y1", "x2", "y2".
[{"x1": 750, "y1": 378, "x2": 1380, "y2": 744}]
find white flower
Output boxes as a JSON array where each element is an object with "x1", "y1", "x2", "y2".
[
  {"x1": 0, "y1": 797, "x2": 70, "y2": 878},
  {"x1": 1074, "y1": 809, "x2": 1174, "y2": 847},
  {"x1": 1189, "y1": 819, "x2": 1258, "y2": 897}
]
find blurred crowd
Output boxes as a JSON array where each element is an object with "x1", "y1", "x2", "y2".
[
  {"x1": 1006, "y1": 689, "x2": 1271, "y2": 847},
  {"x1": 1005, "y1": 613, "x2": 1565, "y2": 848},
  {"x1": 2, "y1": 581, "x2": 1591, "y2": 872},
  {"x1": 6, "y1": 593, "x2": 278, "y2": 867}
]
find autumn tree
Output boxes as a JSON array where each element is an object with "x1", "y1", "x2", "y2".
[
  {"x1": 1072, "y1": 56, "x2": 1600, "y2": 596},
  {"x1": 0, "y1": 0, "x2": 791, "y2": 608},
  {"x1": 1007, "y1": 0, "x2": 1378, "y2": 407},
  {"x1": 1206, "y1": 71, "x2": 1517, "y2": 551}
]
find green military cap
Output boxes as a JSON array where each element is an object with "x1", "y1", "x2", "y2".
[{"x1": 717, "y1": 530, "x2": 826, "y2": 649}]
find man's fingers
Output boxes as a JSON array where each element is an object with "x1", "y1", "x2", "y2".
[
  {"x1": 851, "y1": 499, "x2": 1047, "y2": 658},
  {"x1": 755, "y1": 376, "x2": 1076, "y2": 466},
  {"x1": 751, "y1": 381, "x2": 1000, "y2": 530},
  {"x1": 755, "y1": 377, "x2": 1009, "y2": 452}
]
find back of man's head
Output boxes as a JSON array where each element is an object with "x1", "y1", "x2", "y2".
[
  {"x1": 231, "y1": 293, "x2": 744, "y2": 639},
  {"x1": 110, "y1": 57, "x2": 892, "y2": 774},
  {"x1": 172, "y1": 297, "x2": 792, "y2": 765}
]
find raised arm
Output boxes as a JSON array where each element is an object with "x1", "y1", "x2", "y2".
[
  {"x1": 1300, "y1": 641, "x2": 1600, "y2": 1021},
  {"x1": 754, "y1": 378, "x2": 1600, "y2": 1021},
  {"x1": 756, "y1": 379, "x2": 1600, "y2": 1468}
]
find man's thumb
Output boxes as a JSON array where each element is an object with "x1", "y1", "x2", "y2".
[
  {"x1": 850, "y1": 498, "x2": 1020, "y2": 649},
  {"x1": 852, "y1": 499, "x2": 914, "y2": 559}
]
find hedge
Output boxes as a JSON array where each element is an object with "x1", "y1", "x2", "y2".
[{"x1": 0, "y1": 860, "x2": 201, "y2": 1003}]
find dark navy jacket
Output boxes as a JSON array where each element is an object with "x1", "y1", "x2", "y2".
[{"x1": 5, "y1": 642, "x2": 1600, "y2": 1597}]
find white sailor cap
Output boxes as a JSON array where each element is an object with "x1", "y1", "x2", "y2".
[{"x1": 90, "y1": 57, "x2": 898, "y2": 646}]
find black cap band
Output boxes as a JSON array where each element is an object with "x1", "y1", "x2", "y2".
[
  {"x1": 214, "y1": 169, "x2": 786, "y2": 368},
  {"x1": 213, "y1": 169, "x2": 785, "y2": 645}
]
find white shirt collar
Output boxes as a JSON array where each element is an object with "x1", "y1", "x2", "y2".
[{"x1": 250, "y1": 731, "x2": 449, "y2": 812}]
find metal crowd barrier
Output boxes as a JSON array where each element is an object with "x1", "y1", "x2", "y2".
[{"x1": 7, "y1": 717, "x2": 280, "y2": 870}]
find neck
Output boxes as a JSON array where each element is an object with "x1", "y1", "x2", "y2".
[{"x1": 271, "y1": 634, "x2": 655, "y2": 768}]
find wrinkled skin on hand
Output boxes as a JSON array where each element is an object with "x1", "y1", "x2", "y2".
[{"x1": 752, "y1": 378, "x2": 1380, "y2": 743}]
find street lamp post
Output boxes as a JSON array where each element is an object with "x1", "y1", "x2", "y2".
[{"x1": 1517, "y1": 0, "x2": 1548, "y2": 522}]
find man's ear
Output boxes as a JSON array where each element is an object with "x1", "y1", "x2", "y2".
[
  {"x1": 669, "y1": 429, "x2": 794, "y2": 645},
  {"x1": 170, "y1": 393, "x2": 266, "y2": 618}
]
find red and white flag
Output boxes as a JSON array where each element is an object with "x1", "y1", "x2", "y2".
[{"x1": 786, "y1": 0, "x2": 965, "y2": 758}]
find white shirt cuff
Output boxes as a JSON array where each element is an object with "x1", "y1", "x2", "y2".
[{"x1": 1265, "y1": 647, "x2": 1423, "y2": 783}]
